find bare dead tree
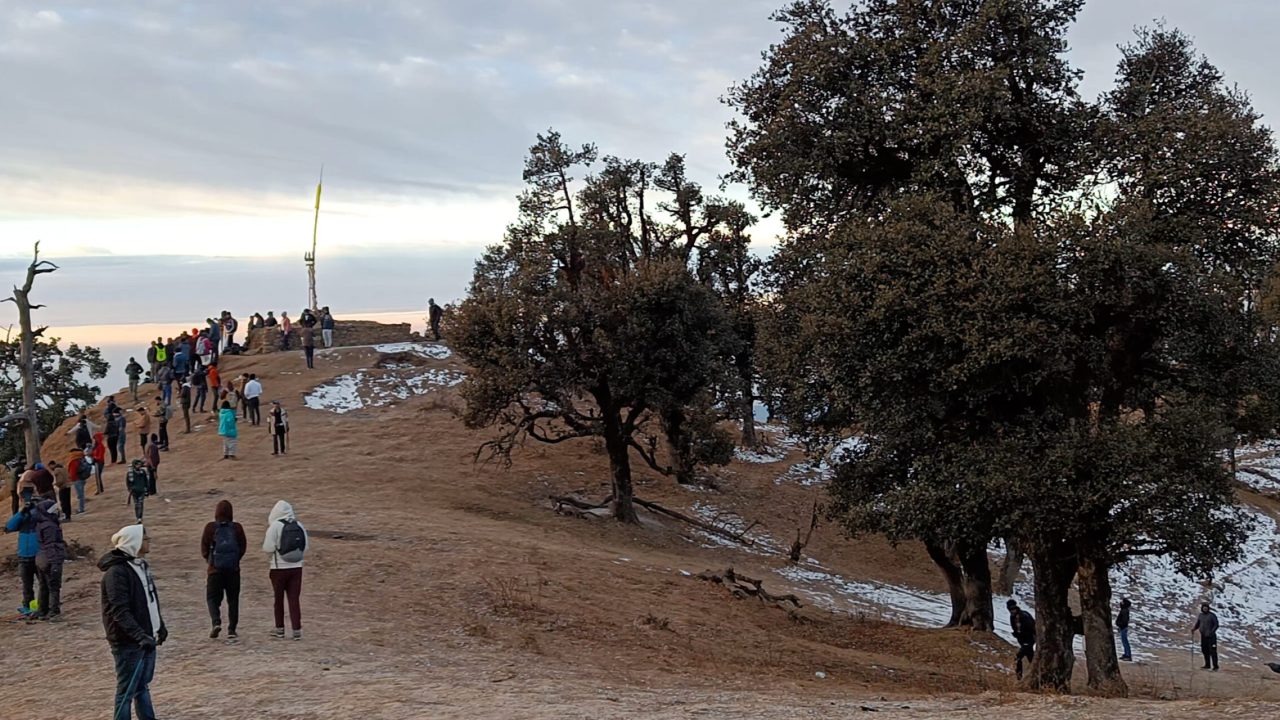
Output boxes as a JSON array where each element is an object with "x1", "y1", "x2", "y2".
[
  {"x1": 788, "y1": 499, "x2": 821, "y2": 563},
  {"x1": 2, "y1": 242, "x2": 58, "y2": 464}
]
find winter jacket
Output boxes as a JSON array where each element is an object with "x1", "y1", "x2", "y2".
[
  {"x1": 51, "y1": 465, "x2": 69, "y2": 491},
  {"x1": 218, "y1": 408, "x2": 238, "y2": 438},
  {"x1": 91, "y1": 434, "x2": 107, "y2": 464},
  {"x1": 146, "y1": 442, "x2": 160, "y2": 469},
  {"x1": 136, "y1": 411, "x2": 152, "y2": 435},
  {"x1": 1194, "y1": 611, "x2": 1219, "y2": 640},
  {"x1": 269, "y1": 407, "x2": 289, "y2": 435},
  {"x1": 126, "y1": 360, "x2": 144, "y2": 380},
  {"x1": 208, "y1": 320, "x2": 222, "y2": 343},
  {"x1": 156, "y1": 366, "x2": 173, "y2": 386},
  {"x1": 207, "y1": 366, "x2": 220, "y2": 392},
  {"x1": 172, "y1": 351, "x2": 190, "y2": 376},
  {"x1": 321, "y1": 313, "x2": 334, "y2": 330},
  {"x1": 262, "y1": 500, "x2": 308, "y2": 569},
  {"x1": 4, "y1": 509, "x2": 39, "y2": 559},
  {"x1": 1116, "y1": 605, "x2": 1130, "y2": 630},
  {"x1": 126, "y1": 467, "x2": 149, "y2": 496},
  {"x1": 32, "y1": 500, "x2": 65, "y2": 565},
  {"x1": 300, "y1": 326, "x2": 315, "y2": 348},
  {"x1": 146, "y1": 346, "x2": 157, "y2": 364},
  {"x1": 99, "y1": 549, "x2": 166, "y2": 647},
  {"x1": 201, "y1": 500, "x2": 247, "y2": 574},
  {"x1": 65, "y1": 449, "x2": 88, "y2": 481},
  {"x1": 1011, "y1": 609, "x2": 1036, "y2": 645}
]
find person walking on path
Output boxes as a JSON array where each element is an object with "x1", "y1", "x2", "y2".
[
  {"x1": 201, "y1": 500, "x2": 246, "y2": 641},
  {"x1": 1193, "y1": 602, "x2": 1220, "y2": 671},
  {"x1": 32, "y1": 498, "x2": 65, "y2": 621},
  {"x1": 320, "y1": 307, "x2": 335, "y2": 348},
  {"x1": 125, "y1": 460, "x2": 149, "y2": 522},
  {"x1": 301, "y1": 323, "x2": 316, "y2": 369},
  {"x1": 51, "y1": 460, "x2": 72, "y2": 522},
  {"x1": 115, "y1": 411, "x2": 129, "y2": 464},
  {"x1": 100, "y1": 524, "x2": 167, "y2": 720},
  {"x1": 126, "y1": 357, "x2": 144, "y2": 402},
  {"x1": 218, "y1": 401, "x2": 239, "y2": 460},
  {"x1": 1007, "y1": 599, "x2": 1037, "y2": 680},
  {"x1": 191, "y1": 366, "x2": 209, "y2": 413},
  {"x1": 428, "y1": 298, "x2": 444, "y2": 341},
  {"x1": 263, "y1": 500, "x2": 307, "y2": 639},
  {"x1": 136, "y1": 405, "x2": 152, "y2": 454},
  {"x1": 4, "y1": 497, "x2": 39, "y2": 616},
  {"x1": 145, "y1": 436, "x2": 160, "y2": 496},
  {"x1": 1117, "y1": 598, "x2": 1133, "y2": 661},
  {"x1": 67, "y1": 446, "x2": 91, "y2": 514},
  {"x1": 244, "y1": 374, "x2": 263, "y2": 426},
  {"x1": 106, "y1": 410, "x2": 121, "y2": 465},
  {"x1": 179, "y1": 381, "x2": 193, "y2": 434},
  {"x1": 91, "y1": 432, "x2": 107, "y2": 495},
  {"x1": 269, "y1": 401, "x2": 289, "y2": 455}
]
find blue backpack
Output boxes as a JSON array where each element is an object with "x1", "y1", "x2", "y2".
[{"x1": 210, "y1": 522, "x2": 240, "y2": 571}]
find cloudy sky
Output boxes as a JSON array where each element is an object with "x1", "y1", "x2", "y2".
[{"x1": 2, "y1": 0, "x2": 1278, "y2": 326}]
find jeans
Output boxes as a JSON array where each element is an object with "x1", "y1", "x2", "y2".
[
  {"x1": 94, "y1": 462, "x2": 104, "y2": 493},
  {"x1": 273, "y1": 431, "x2": 287, "y2": 454},
  {"x1": 132, "y1": 493, "x2": 145, "y2": 522},
  {"x1": 129, "y1": 378, "x2": 139, "y2": 401},
  {"x1": 207, "y1": 570, "x2": 241, "y2": 632},
  {"x1": 270, "y1": 568, "x2": 303, "y2": 630},
  {"x1": 18, "y1": 557, "x2": 35, "y2": 610},
  {"x1": 117, "y1": 433, "x2": 127, "y2": 463},
  {"x1": 158, "y1": 421, "x2": 169, "y2": 449},
  {"x1": 1118, "y1": 627, "x2": 1131, "y2": 658},
  {"x1": 112, "y1": 644, "x2": 157, "y2": 720},
  {"x1": 304, "y1": 345, "x2": 315, "y2": 369},
  {"x1": 161, "y1": 384, "x2": 171, "y2": 405},
  {"x1": 1201, "y1": 636, "x2": 1219, "y2": 669},
  {"x1": 195, "y1": 386, "x2": 207, "y2": 412},
  {"x1": 322, "y1": 328, "x2": 333, "y2": 347},
  {"x1": 36, "y1": 559, "x2": 62, "y2": 616},
  {"x1": 73, "y1": 479, "x2": 86, "y2": 512},
  {"x1": 248, "y1": 397, "x2": 261, "y2": 426}
]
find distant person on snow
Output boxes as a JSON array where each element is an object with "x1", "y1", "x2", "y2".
[
  {"x1": 1193, "y1": 602, "x2": 1220, "y2": 671},
  {"x1": 201, "y1": 499, "x2": 246, "y2": 642},
  {"x1": 263, "y1": 500, "x2": 307, "y2": 640},
  {"x1": 1116, "y1": 597, "x2": 1132, "y2": 661},
  {"x1": 218, "y1": 401, "x2": 239, "y2": 461},
  {"x1": 126, "y1": 358, "x2": 144, "y2": 402},
  {"x1": 100, "y1": 524, "x2": 167, "y2": 720},
  {"x1": 126, "y1": 460, "x2": 149, "y2": 522},
  {"x1": 428, "y1": 298, "x2": 444, "y2": 341},
  {"x1": 269, "y1": 400, "x2": 289, "y2": 455},
  {"x1": 1007, "y1": 599, "x2": 1036, "y2": 680},
  {"x1": 320, "y1": 307, "x2": 335, "y2": 348}
]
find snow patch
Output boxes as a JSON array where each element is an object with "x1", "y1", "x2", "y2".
[
  {"x1": 373, "y1": 342, "x2": 452, "y2": 359},
  {"x1": 734, "y1": 447, "x2": 787, "y2": 464},
  {"x1": 304, "y1": 367, "x2": 465, "y2": 414},
  {"x1": 775, "y1": 436, "x2": 867, "y2": 486}
]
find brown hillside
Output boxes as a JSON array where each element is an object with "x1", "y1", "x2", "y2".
[{"x1": 3, "y1": 342, "x2": 1279, "y2": 719}]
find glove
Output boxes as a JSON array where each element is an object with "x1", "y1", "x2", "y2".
[
  {"x1": 138, "y1": 635, "x2": 156, "y2": 650},
  {"x1": 157, "y1": 626, "x2": 168, "y2": 646}
]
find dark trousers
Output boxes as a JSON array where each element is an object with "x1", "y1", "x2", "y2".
[
  {"x1": 58, "y1": 486, "x2": 72, "y2": 520},
  {"x1": 9, "y1": 487, "x2": 16, "y2": 515},
  {"x1": 147, "y1": 468, "x2": 157, "y2": 496},
  {"x1": 35, "y1": 559, "x2": 62, "y2": 616},
  {"x1": 117, "y1": 433, "x2": 127, "y2": 463},
  {"x1": 108, "y1": 436, "x2": 120, "y2": 464},
  {"x1": 181, "y1": 404, "x2": 191, "y2": 433},
  {"x1": 1198, "y1": 632, "x2": 1218, "y2": 666},
  {"x1": 112, "y1": 644, "x2": 157, "y2": 720},
  {"x1": 94, "y1": 463, "x2": 104, "y2": 494},
  {"x1": 269, "y1": 568, "x2": 303, "y2": 630},
  {"x1": 304, "y1": 345, "x2": 314, "y2": 369},
  {"x1": 207, "y1": 570, "x2": 241, "y2": 632},
  {"x1": 158, "y1": 421, "x2": 169, "y2": 449},
  {"x1": 132, "y1": 493, "x2": 145, "y2": 522},
  {"x1": 195, "y1": 387, "x2": 207, "y2": 412},
  {"x1": 248, "y1": 397, "x2": 261, "y2": 425},
  {"x1": 18, "y1": 557, "x2": 35, "y2": 609},
  {"x1": 430, "y1": 318, "x2": 441, "y2": 341},
  {"x1": 273, "y1": 430, "x2": 287, "y2": 454},
  {"x1": 139, "y1": 433, "x2": 148, "y2": 452},
  {"x1": 1015, "y1": 642, "x2": 1035, "y2": 679}
]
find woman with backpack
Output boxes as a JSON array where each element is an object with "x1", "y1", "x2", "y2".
[
  {"x1": 262, "y1": 500, "x2": 307, "y2": 640},
  {"x1": 201, "y1": 500, "x2": 246, "y2": 642}
]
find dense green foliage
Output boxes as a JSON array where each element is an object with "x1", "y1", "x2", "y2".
[{"x1": 1, "y1": 336, "x2": 109, "y2": 466}]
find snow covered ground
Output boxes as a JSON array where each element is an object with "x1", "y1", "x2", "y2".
[{"x1": 303, "y1": 343, "x2": 464, "y2": 413}]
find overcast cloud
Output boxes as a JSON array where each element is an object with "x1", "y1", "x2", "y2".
[{"x1": 1, "y1": 0, "x2": 1277, "y2": 260}]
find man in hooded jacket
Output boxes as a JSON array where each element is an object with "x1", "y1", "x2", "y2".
[
  {"x1": 263, "y1": 500, "x2": 307, "y2": 640},
  {"x1": 201, "y1": 500, "x2": 246, "y2": 641},
  {"x1": 100, "y1": 524, "x2": 166, "y2": 720}
]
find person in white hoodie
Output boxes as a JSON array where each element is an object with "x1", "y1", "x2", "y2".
[
  {"x1": 262, "y1": 500, "x2": 307, "y2": 639},
  {"x1": 99, "y1": 524, "x2": 166, "y2": 720}
]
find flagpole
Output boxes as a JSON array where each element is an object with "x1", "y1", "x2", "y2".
[{"x1": 306, "y1": 165, "x2": 323, "y2": 311}]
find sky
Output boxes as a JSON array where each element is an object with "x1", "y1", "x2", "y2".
[{"x1": 2, "y1": 0, "x2": 1279, "y2": 329}]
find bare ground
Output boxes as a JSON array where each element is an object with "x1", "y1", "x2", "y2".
[{"x1": 3, "y1": 343, "x2": 1280, "y2": 718}]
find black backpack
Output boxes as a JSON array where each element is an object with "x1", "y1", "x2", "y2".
[
  {"x1": 210, "y1": 522, "x2": 240, "y2": 571},
  {"x1": 76, "y1": 456, "x2": 93, "y2": 481},
  {"x1": 277, "y1": 519, "x2": 306, "y2": 563},
  {"x1": 75, "y1": 425, "x2": 91, "y2": 448}
]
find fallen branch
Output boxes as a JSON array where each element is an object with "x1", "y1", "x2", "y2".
[
  {"x1": 788, "y1": 499, "x2": 821, "y2": 563},
  {"x1": 695, "y1": 567, "x2": 802, "y2": 609},
  {"x1": 634, "y1": 497, "x2": 755, "y2": 547},
  {"x1": 1239, "y1": 466, "x2": 1280, "y2": 484}
]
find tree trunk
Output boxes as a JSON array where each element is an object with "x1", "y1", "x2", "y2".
[
  {"x1": 8, "y1": 244, "x2": 52, "y2": 465},
  {"x1": 603, "y1": 408, "x2": 638, "y2": 523},
  {"x1": 662, "y1": 407, "x2": 696, "y2": 485},
  {"x1": 1077, "y1": 552, "x2": 1127, "y2": 697},
  {"x1": 995, "y1": 539, "x2": 1025, "y2": 596},
  {"x1": 737, "y1": 356, "x2": 757, "y2": 448},
  {"x1": 1025, "y1": 540, "x2": 1078, "y2": 692},
  {"x1": 958, "y1": 542, "x2": 994, "y2": 632},
  {"x1": 925, "y1": 541, "x2": 966, "y2": 628}
]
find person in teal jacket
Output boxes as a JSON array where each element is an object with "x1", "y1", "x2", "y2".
[
  {"x1": 4, "y1": 500, "x2": 39, "y2": 614},
  {"x1": 218, "y1": 401, "x2": 239, "y2": 460}
]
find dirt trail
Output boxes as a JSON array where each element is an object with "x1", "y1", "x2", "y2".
[{"x1": 3, "y1": 343, "x2": 1280, "y2": 718}]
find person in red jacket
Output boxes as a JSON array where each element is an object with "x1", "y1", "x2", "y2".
[
  {"x1": 201, "y1": 499, "x2": 247, "y2": 641},
  {"x1": 90, "y1": 432, "x2": 107, "y2": 495}
]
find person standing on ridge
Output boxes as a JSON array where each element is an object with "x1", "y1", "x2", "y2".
[
  {"x1": 125, "y1": 460, "x2": 149, "y2": 522},
  {"x1": 155, "y1": 364, "x2": 174, "y2": 408},
  {"x1": 279, "y1": 311, "x2": 292, "y2": 350},
  {"x1": 179, "y1": 381, "x2": 192, "y2": 434},
  {"x1": 218, "y1": 401, "x2": 239, "y2": 460},
  {"x1": 135, "y1": 406, "x2": 151, "y2": 454},
  {"x1": 105, "y1": 406, "x2": 122, "y2": 465},
  {"x1": 269, "y1": 401, "x2": 289, "y2": 455},
  {"x1": 1193, "y1": 602, "x2": 1220, "y2": 671},
  {"x1": 243, "y1": 374, "x2": 263, "y2": 426},
  {"x1": 206, "y1": 318, "x2": 222, "y2": 362},
  {"x1": 115, "y1": 411, "x2": 129, "y2": 464},
  {"x1": 3, "y1": 495, "x2": 38, "y2": 617},
  {"x1": 126, "y1": 358, "x2": 144, "y2": 403},
  {"x1": 201, "y1": 499, "x2": 246, "y2": 642},
  {"x1": 145, "y1": 435, "x2": 161, "y2": 496},
  {"x1": 300, "y1": 322, "x2": 315, "y2": 369},
  {"x1": 320, "y1": 307, "x2": 335, "y2": 348},
  {"x1": 153, "y1": 396, "x2": 172, "y2": 451},
  {"x1": 100, "y1": 524, "x2": 167, "y2": 720},
  {"x1": 51, "y1": 459, "x2": 72, "y2": 521},
  {"x1": 69, "y1": 415, "x2": 94, "y2": 451},
  {"x1": 32, "y1": 498, "x2": 65, "y2": 621},
  {"x1": 66, "y1": 445, "x2": 91, "y2": 515},
  {"x1": 428, "y1": 298, "x2": 444, "y2": 341},
  {"x1": 90, "y1": 431, "x2": 107, "y2": 495},
  {"x1": 146, "y1": 342, "x2": 159, "y2": 380},
  {"x1": 1116, "y1": 597, "x2": 1132, "y2": 661},
  {"x1": 222, "y1": 312, "x2": 239, "y2": 352},
  {"x1": 1007, "y1": 599, "x2": 1036, "y2": 680},
  {"x1": 191, "y1": 365, "x2": 208, "y2": 414},
  {"x1": 263, "y1": 499, "x2": 307, "y2": 640},
  {"x1": 206, "y1": 364, "x2": 220, "y2": 413}
]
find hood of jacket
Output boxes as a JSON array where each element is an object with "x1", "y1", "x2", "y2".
[
  {"x1": 268, "y1": 500, "x2": 295, "y2": 524},
  {"x1": 111, "y1": 524, "x2": 145, "y2": 558},
  {"x1": 215, "y1": 499, "x2": 234, "y2": 522},
  {"x1": 34, "y1": 499, "x2": 60, "y2": 524},
  {"x1": 97, "y1": 548, "x2": 134, "y2": 571}
]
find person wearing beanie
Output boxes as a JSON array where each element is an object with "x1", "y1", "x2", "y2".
[
  {"x1": 1007, "y1": 598, "x2": 1037, "y2": 680},
  {"x1": 100, "y1": 524, "x2": 166, "y2": 719},
  {"x1": 32, "y1": 498, "x2": 66, "y2": 621},
  {"x1": 29, "y1": 462, "x2": 55, "y2": 501},
  {"x1": 201, "y1": 500, "x2": 246, "y2": 641},
  {"x1": 262, "y1": 500, "x2": 307, "y2": 639},
  {"x1": 1116, "y1": 597, "x2": 1133, "y2": 661}
]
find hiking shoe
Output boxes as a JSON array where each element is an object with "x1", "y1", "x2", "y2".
[
  {"x1": 271, "y1": 627, "x2": 285, "y2": 639},
  {"x1": 292, "y1": 629, "x2": 302, "y2": 641},
  {"x1": 227, "y1": 631, "x2": 238, "y2": 642},
  {"x1": 46, "y1": 613, "x2": 63, "y2": 623},
  {"x1": 211, "y1": 624, "x2": 222, "y2": 639}
]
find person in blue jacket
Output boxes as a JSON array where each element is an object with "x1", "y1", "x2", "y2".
[{"x1": 3, "y1": 498, "x2": 39, "y2": 615}]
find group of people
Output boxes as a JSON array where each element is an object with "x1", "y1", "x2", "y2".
[
  {"x1": 1005, "y1": 597, "x2": 1223, "y2": 678},
  {"x1": 243, "y1": 306, "x2": 334, "y2": 366}
]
